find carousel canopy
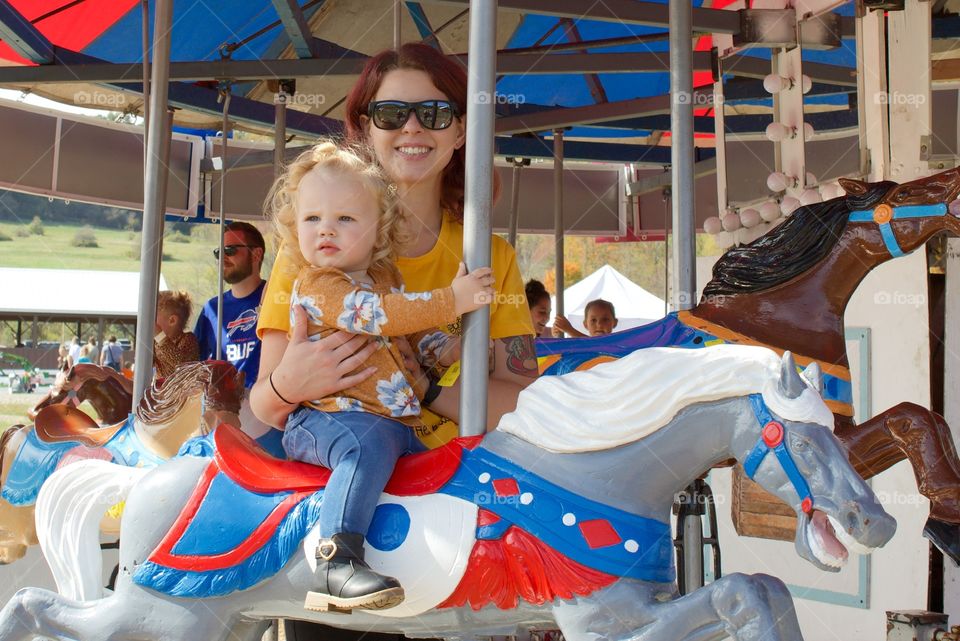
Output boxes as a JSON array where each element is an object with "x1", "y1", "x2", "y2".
[{"x1": 0, "y1": 267, "x2": 168, "y2": 322}]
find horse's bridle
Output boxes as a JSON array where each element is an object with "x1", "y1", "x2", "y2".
[
  {"x1": 743, "y1": 394, "x2": 814, "y2": 515},
  {"x1": 848, "y1": 203, "x2": 947, "y2": 258}
]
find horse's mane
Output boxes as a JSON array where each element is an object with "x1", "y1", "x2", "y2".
[
  {"x1": 135, "y1": 361, "x2": 240, "y2": 424},
  {"x1": 497, "y1": 345, "x2": 834, "y2": 453},
  {"x1": 703, "y1": 181, "x2": 897, "y2": 297}
]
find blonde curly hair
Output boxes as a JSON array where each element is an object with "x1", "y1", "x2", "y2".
[
  {"x1": 267, "y1": 139, "x2": 405, "y2": 276},
  {"x1": 157, "y1": 290, "x2": 192, "y2": 330}
]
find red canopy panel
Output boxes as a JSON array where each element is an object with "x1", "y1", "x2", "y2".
[{"x1": 0, "y1": 1, "x2": 138, "y2": 65}]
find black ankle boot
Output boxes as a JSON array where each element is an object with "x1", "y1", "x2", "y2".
[{"x1": 305, "y1": 532, "x2": 404, "y2": 613}]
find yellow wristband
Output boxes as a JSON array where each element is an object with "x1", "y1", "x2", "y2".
[{"x1": 437, "y1": 360, "x2": 461, "y2": 387}]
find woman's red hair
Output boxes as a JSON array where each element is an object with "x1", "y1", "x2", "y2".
[{"x1": 344, "y1": 42, "x2": 499, "y2": 220}]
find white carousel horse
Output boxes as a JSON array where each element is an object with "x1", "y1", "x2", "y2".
[{"x1": 4, "y1": 346, "x2": 895, "y2": 641}]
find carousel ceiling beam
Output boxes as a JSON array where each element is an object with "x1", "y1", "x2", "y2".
[
  {"x1": 494, "y1": 89, "x2": 715, "y2": 135},
  {"x1": 495, "y1": 136, "x2": 717, "y2": 165},
  {"x1": 559, "y1": 18, "x2": 608, "y2": 104},
  {"x1": 271, "y1": 0, "x2": 319, "y2": 58},
  {"x1": 419, "y1": 0, "x2": 742, "y2": 34},
  {"x1": 489, "y1": 51, "x2": 715, "y2": 74},
  {"x1": 405, "y1": 3, "x2": 442, "y2": 50},
  {"x1": 209, "y1": 136, "x2": 712, "y2": 169},
  {"x1": 0, "y1": 49, "x2": 716, "y2": 84},
  {"x1": 0, "y1": 0, "x2": 53, "y2": 64},
  {"x1": 0, "y1": 49, "x2": 369, "y2": 83},
  {"x1": 106, "y1": 80, "x2": 343, "y2": 137},
  {"x1": 723, "y1": 53, "x2": 857, "y2": 86}
]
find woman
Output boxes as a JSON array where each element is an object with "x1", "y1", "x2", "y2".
[{"x1": 251, "y1": 43, "x2": 537, "y2": 447}]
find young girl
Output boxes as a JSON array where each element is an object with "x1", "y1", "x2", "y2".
[
  {"x1": 154, "y1": 290, "x2": 199, "y2": 378},
  {"x1": 269, "y1": 141, "x2": 494, "y2": 613},
  {"x1": 553, "y1": 298, "x2": 619, "y2": 338}
]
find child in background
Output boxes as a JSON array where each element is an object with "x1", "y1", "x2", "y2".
[
  {"x1": 552, "y1": 298, "x2": 618, "y2": 338},
  {"x1": 268, "y1": 141, "x2": 494, "y2": 613},
  {"x1": 524, "y1": 279, "x2": 552, "y2": 338},
  {"x1": 154, "y1": 290, "x2": 199, "y2": 378}
]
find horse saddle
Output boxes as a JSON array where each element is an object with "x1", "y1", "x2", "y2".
[
  {"x1": 34, "y1": 404, "x2": 124, "y2": 448},
  {"x1": 213, "y1": 424, "x2": 480, "y2": 497}
]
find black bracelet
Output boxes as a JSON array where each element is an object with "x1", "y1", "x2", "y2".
[
  {"x1": 422, "y1": 379, "x2": 442, "y2": 407},
  {"x1": 269, "y1": 372, "x2": 295, "y2": 405}
]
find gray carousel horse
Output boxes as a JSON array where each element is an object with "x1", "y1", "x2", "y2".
[{"x1": 0, "y1": 346, "x2": 895, "y2": 641}]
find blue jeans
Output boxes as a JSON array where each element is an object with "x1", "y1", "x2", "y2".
[{"x1": 282, "y1": 407, "x2": 427, "y2": 538}]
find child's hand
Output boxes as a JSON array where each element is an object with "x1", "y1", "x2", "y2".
[
  {"x1": 451, "y1": 263, "x2": 495, "y2": 316},
  {"x1": 552, "y1": 315, "x2": 573, "y2": 334}
]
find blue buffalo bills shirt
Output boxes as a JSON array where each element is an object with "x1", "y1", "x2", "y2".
[{"x1": 194, "y1": 281, "x2": 266, "y2": 389}]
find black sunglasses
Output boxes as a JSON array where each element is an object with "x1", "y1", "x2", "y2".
[
  {"x1": 367, "y1": 100, "x2": 460, "y2": 131},
  {"x1": 213, "y1": 245, "x2": 254, "y2": 260}
]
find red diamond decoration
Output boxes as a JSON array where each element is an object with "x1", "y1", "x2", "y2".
[
  {"x1": 578, "y1": 519, "x2": 622, "y2": 549},
  {"x1": 477, "y1": 509, "x2": 501, "y2": 526},
  {"x1": 491, "y1": 478, "x2": 520, "y2": 497}
]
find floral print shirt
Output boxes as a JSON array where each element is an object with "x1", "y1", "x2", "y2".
[{"x1": 291, "y1": 263, "x2": 457, "y2": 427}]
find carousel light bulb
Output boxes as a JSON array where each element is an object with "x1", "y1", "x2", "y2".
[
  {"x1": 759, "y1": 200, "x2": 781, "y2": 222},
  {"x1": 703, "y1": 216, "x2": 724, "y2": 235},
  {"x1": 721, "y1": 211, "x2": 742, "y2": 232},
  {"x1": 766, "y1": 171, "x2": 796, "y2": 192},
  {"x1": 780, "y1": 196, "x2": 800, "y2": 216},
  {"x1": 763, "y1": 74, "x2": 793, "y2": 94},
  {"x1": 765, "y1": 122, "x2": 796, "y2": 142},
  {"x1": 740, "y1": 208, "x2": 761, "y2": 228},
  {"x1": 801, "y1": 75, "x2": 813, "y2": 94},
  {"x1": 803, "y1": 122, "x2": 815, "y2": 141},
  {"x1": 800, "y1": 188, "x2": 822, "y2": 205}
]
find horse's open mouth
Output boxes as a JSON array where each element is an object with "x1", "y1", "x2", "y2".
[{"x1": 806, "y1": 510, "x2": 849, "y2": 568}]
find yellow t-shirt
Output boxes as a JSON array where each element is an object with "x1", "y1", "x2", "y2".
[{"x1": 258, "y1": 214, "x2": 535, "y2": 447}]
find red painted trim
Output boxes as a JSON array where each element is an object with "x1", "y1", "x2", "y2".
[
  {"x1": 437, "y1": 526, "x2": 617, "y2": 610},
  {"x1": 147, "y1": 461, "x2": 218, "y2": 566}
]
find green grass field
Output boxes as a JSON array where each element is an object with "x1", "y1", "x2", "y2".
[{"x1": 0, "y1": 222, "x2": 273, "y2": 332}]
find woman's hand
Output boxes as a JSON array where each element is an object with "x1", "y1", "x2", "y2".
[{"x1": 249, "y1": 306, "x2": 379, "y2": 427}]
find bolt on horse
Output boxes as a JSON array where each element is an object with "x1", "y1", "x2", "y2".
[
  {"x1": 0, "y1": 360, "x2": 243, "y2": 564},
  {"x1": 3, "y1": 346, "x2": 894, "y2": 641},
  {"x1": 537, "y1": 168, "x2": 960, "y2": 563}
]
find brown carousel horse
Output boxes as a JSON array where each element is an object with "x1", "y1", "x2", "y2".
[
  {"x1": 0, "y1": 360, "x2": 243, "y2": 564},
  {"x1": 29, "y1": 363, "x2": 134, "y2": 425},
  {"x1": 537, "y1": 168, "x2": 960, "y2": 563}
]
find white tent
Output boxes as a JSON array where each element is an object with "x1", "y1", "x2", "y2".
[{"x1": 551, "y1": 264, "x2": 666, "y2": 333}]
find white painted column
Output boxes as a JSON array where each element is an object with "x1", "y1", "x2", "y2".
[
  {"x1": 857, "y1": 8, "x2": 889, "y2": 182},
  {"x1": 887, "y1": 0, "x2": 932, "y2": 181}
]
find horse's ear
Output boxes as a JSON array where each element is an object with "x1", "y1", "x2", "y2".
[
  {"x1": 801, "y1": 362, "x2": 823, "y2": 396},
  {"x1": 838, "y1": 177, "x2": 868, "y2": 196},
  {"x1": 778, "y1": 351, "x2": 806, "y2": 399}
]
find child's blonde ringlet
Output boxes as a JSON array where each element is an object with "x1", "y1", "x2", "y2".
[{"x1": 266, "y1": 139, "x2": 405, "y2": 275}]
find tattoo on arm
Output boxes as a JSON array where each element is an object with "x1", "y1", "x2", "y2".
[{"x1": 498, "y1": 335, "x2": 538, "y2": 378}]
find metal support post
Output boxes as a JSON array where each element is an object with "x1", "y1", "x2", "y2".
[
  {"x1": 459, "y1": 0, "x2": 497, "y2": 436},
  {"x1": 132, "y1": 0, "x2": 173, "y2": 404},
  {"x1": 669, "y1": 0, "x2": 695, "y2": 310},
  {"x1": 215, "y1": 86, "x2": 232, "y2": 361},
  {"x1": 507, "y1": 157, "x2": 529, "y2": 246},
  {"x1": 553, "y1": 131, "x2": 564, "y2": 317}
]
